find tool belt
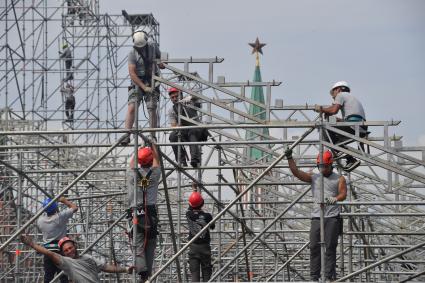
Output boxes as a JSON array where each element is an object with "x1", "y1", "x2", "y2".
[{"x1": 126, "y1": 205, "x2": 158, "y2": 239}]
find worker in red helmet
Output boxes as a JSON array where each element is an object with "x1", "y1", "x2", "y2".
[
  {"x1": 285, "y1": 148, "x2": 347, "y2": 281},
  {"x1": 186, "y1": 184, "x2": 215, "y2": 282},
  {"x1": 314, "y1": 81, "x2": 367, "y2": 172},
  {"x1": 126, "y1": 142, "x2": 160, "y2": 282},
  {"x1": 20, "y1": 235, "x2": 134, "y2": 283},
  {"x1": 121, "y1": 29, "x2": 165, "y2": 146},
  {"x1": 37, "y1": 196, "x2": 78, "y2": 283},
  {"x1": 168, "y1": 87, "x2": 207, "y2": 168}
]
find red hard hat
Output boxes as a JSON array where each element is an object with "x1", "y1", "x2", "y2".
[
  {"x1": 168, "y1": 87, "x2": 180, "y2": 94},
  {"x1": 316, "y1": 150, "x2": 334, "y2": 165},
  {"x1": 138, "y1": 147, "x2": 153, "y2": 166},
  {"x1": 189, "y1": 192, "x2": 204, "y2": 208},
  {"x1": 58, "y1": 236, "x2": 75, "y2": 250}
]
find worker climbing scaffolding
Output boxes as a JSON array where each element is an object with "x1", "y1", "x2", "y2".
[
  {"x1": 315, "y1": 81, "x2": 368, "y2": 172},
  {"x1": 37, "y1": 196, "x2": 78, "y2": 283},
  {"x1": 285, "y1": 148, "x2": 347, "y2": 281},
  {"x1": 186, "y1": 185, "x2": 215, "y2": 282},
  {"x1": 126, "y1": 143, "x2": 161, "y2": 282},
  {"x1": 122, "y1": 29, "x2": 165, "y2": 146}
]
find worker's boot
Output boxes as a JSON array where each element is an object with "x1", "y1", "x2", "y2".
[{"x1": 139, "y1": 271, "x2": 149, "y2": 283}]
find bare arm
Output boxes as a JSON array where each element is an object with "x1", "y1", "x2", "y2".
[
  {"x1": 151, "y1": 142, "x2": 160, "y2": 168},
  {"x1": 321, "y1": 104, "x2": 341, "y2": 116},
  {"x1": 102, "y1": 264, "x2": 134, "y2": 274},
  {"x1": 336, "y1": 176, "x2": 347, "y2": 201},
  {"x1": 128, "y1": 64, "x2": 148, "y2": 91},
  {"x1": 20, "y1": 235, "x2": 62, "y2": 266},
  {"x1": 288, "y1": 158, "x2": 312, "y2": 183},
  {"x1": 58, "y1": 196, "x2": 78, "y2": 213}
]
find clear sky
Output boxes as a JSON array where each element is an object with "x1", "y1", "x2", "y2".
[{"x1": 102, "y1": 0, "x2": 425, "y2": 145}]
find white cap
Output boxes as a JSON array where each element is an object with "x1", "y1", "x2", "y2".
[
  {"x1": 133, "y1": 29, "x2": 147, "y2": 48},
  {"x1": 331, "y1": 81, "x2": 350, "y2": 92}
]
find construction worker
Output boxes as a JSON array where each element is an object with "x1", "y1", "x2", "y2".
[
  {"x1": 314, "y1": 81, "x2": 367, "y2": 172},
  {"x1": 122, "y1": 29, "x2": 165, "y2": 145},
  {"x1": 126, "y1": 142, "x2": 160, "y2": 282},
  {"x1": 186, "y1": 187, "x2": 215, "y2": 282},
  {"x1": 59, "y1": 43, "x2": 73, "y2": 82},
  {"x1": 61, "y1": 83, "x2": 75, "y2": 123},
  {"x1": 285, "y1": 149, "x2": 347, "y2": 281},
  {"x1": 168, "y1": 87, "x2": 207, "y2": 168},
  {"x1": 36, "y1": 196, "x2": 78, "y2": 283},
  {"x1": 20, "y1": 235, "x2": 134, "y2": 283}
]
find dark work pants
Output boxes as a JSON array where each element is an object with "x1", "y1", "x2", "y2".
[
  {"x1": 65, "y1": 97, "x2": 75, "y2": 120},
  {"x1": 189, "y1": 242, "x2": 212, "y2": 282},
  {"x1": 310, "y1": 217, "x2": 340, "y2": 281},
  {"x1": 324, "y1": 126, "x2": 367, "y2": 162},
  {"x1": 44, "y1": 253, "x2": 69, "y2": 283},
  {"x1": 169, "y1": 129, "x2": 201, "y2": 164}
]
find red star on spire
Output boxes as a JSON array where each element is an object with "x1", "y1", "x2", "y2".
[{"x1": 249, "y1": 37, "x2": 266, "y2": 54}]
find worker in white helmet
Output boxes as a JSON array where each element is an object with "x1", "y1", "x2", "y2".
[
  {"x1": 314, "y1": 81, "x2": 367, "y2": 172},
  {"x1": 122, "y1": 29, "x2": 165, "y2": 145}
]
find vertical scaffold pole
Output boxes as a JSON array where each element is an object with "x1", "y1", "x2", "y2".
[
  {"x1": 319, "y1": 118, "x2": 326, "y2": 283},
  {"x1": 132, "y1": 99, "x2": 139, "y2": 283}
]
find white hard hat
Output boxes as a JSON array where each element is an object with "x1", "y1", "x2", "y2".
[
  {"x1": 331, "y1": 81, "x2": 350, "y2": 92},
  {"x1": 133, "y1": 29, "x2": 147, "y2": 48}
]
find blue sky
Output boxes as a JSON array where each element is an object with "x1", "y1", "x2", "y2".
[{"x1": 109, "y1": 0, "x2": 424, "y2": 145}]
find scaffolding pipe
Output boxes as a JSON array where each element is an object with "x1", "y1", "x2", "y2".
[
  {"x1": 209, "y1": 187, "x2": 311, "y2": 281},
  {"x1": 0, "y1": 134, "x2": 129, "y2": 252},
  {"x1": 336, "y1": 240, "x2": 425, "y2": 282},
  {"x1": 148, "y1": 126, "x2": 315, "y2": 281},
  {"x1": 266, "y1": 241, "x2": 310, "y2": 282}
]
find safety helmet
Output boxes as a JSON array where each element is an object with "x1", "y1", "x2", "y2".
[
  {"x1": 133, "y1": 29, "x2": 147, "y2": 48},
  {"x1": 137, "y1": 147, "x2": 153, "y2": 167},
  {"x1": 316, "y1": 150, "x2": 334, "y2": 165},
  {"x1": 168, "y1": 87, "x2": 180, "y2": 94},
  {"x1": 189, "y1": 192, "x2": 204, "y2": 208},
  {"x1": 58, "y1": 236, "x2": 75, "y2": 251},
  {"x1": 42, "y1": 198, "x2": 58, "y2": 215},
  {"x1": 330, "y1": 81, "x2": 350, "y2": 92}
]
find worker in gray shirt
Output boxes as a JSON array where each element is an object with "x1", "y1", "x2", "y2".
[
  {"x1": 122, "y1": 29, "x2": 165, "y2": 145},
  {"x1": 37, "y1": 196, "x2": 77, "y2": 283},
  {"x1": 126, "y1": 141, "x2": 160, "y2": 282},
  {"x1": 315, "y1": 81, "x2": 367, "y2": 172},
  {"x1": 20, "y1": 235, "x2": 134, "y2": 283},
  {"x1": 285, "y1": 149, "x2": 347, "y2": 281},
  {"x1": 168, "y1": 87, "x2": 207, "y2": 168}
]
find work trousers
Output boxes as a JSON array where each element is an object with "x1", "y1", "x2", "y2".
[
  {"x1": 169, "y1": 129, "x2": 201, "y2": 164},
  {"x1": 310, "y1": 217, "x2": 341, "y2": 281},
  {"x1": 127, "y1": 78, "x2": 159, "y2": 128},
  {"x1": 189, "y1": 242, "x2": 212, "y2": 282},
  {"x1": 44, "y1": 253, "x2": 69, "y2": 283},
  {"x1": 65, "y1": 96, "x2": 75, "y2": 120},
  {"x1": 128, "y1": 206, "x2": 158, "y2": 279},
  {"x1": 324, "y1": 125, "x2": 368, "y2": 162}
]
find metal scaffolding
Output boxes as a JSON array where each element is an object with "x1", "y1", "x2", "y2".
[{"x1": 1, "y1": 0, "x2": 425, "y2": 282}]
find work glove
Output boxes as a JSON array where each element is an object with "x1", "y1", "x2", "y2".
[
  {"x1": 180, "y1": 95, "x2": 193, "y2": 104},
  {"x1": 326, "y1": 196, "x2": 338, "y2": 205},
  {"x1": 143, "y1": 86, "x2": 153, "y2": 94},
  {"x1": 284, "y1": 148, "x2": 293, "y2": 159},
  {"x1": 314, "y1": 104, "x2": 322, "y2": 113}
]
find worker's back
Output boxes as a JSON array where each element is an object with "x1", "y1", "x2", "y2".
[
  {"x1": 334, "y1": 92, "x2": 366, "y2": 120},
  {"x1": 37, "y1": 208, "x2": 75, "y2": 245}
]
